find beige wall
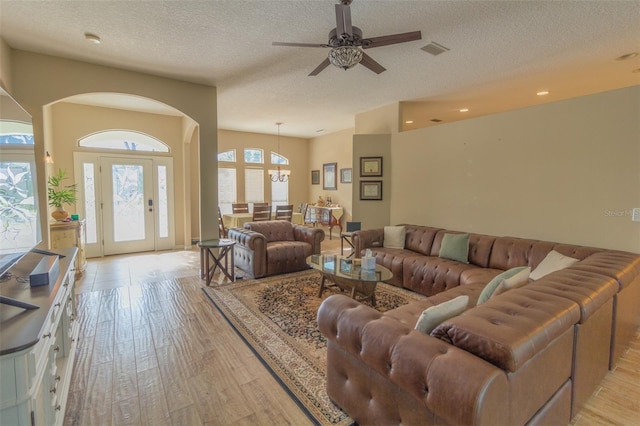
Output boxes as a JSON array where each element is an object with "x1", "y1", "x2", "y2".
[
  {"x1": 389, "y1": 86, "x2": 640, "y2": 253},
  {"x1": 352, "y1": 134, "x2": 392, "y2": 230},
  {"x1": 48, "y1": 102, "x2": 189, "y2": 246},
  {"x1": 217, "y1": 129, "x2": 309, "y2": 210},
  {"x1": 0, "y1": 38, "x2": 11, "y2": 91},
  {"x1": 9, "y1": 50, "x2": 218, "y2": 247},
  {"x1": 355, "y1": 102, "x2": 400, "y2": 135},
  {"x1": 308, "y1": 128, "x2": 354, "y2": 235}
]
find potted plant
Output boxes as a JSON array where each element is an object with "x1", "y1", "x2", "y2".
[{"x1": 47, "y1": 169, "x2": 77, "y2": 221}]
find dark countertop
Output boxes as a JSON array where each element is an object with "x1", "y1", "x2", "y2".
[{"x1": 0, "y1": 248, "x2": 76, "y2": 356}]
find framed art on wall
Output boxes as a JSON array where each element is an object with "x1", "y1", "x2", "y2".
[
  {"x1": 360, "y1": 157, "x2": 383, "y2": 177},
  {"x1": 323, "y1": 163, "x2": 337, "y2": 190},
  {"x1": 360, "y1": 180, "x2": 382, "y2": 200},
  {"x1": 311, "y1": 170, "x2": 320, "y2": 185},
  {"x1": 340, "y1": 168, "x2": 352, "y2": 183}
]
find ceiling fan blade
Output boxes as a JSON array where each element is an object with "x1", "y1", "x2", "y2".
[
  {"x1": 272, "y1": 41, "x2": 328, "y2": 48},
  {"x1": 335, "y1": 3, "x2": 353, "y2": 37},
  {"x1": 360, "y1": 53, "x2": 386, "y2": 74},
  {"x1": 308, "y1": 58, "x2": 331, "y2": 76},
  {"x1": 362, "y1": 31, "x2": 422, "y2": 49}
]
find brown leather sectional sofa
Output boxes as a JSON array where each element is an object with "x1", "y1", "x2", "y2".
[
  {"x1": 317, "y1": 225, "x2": 640, "y2": 425},
  {"x1": 229, "y1": 220, "x2": 325, "y2": 278}
]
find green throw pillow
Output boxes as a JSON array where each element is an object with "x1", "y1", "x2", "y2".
[
  {"x1": 415, "y1": 295, "x2": 469, "y2": 334},
  {"x1": 439, "y1": 233, "x2": 470, "y2": 263},
  {"x1": 477, "y1": 266, "x2": 529, "y2": 305}
]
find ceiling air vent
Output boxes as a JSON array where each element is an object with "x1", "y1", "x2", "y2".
[
  {"x1": 430, "y1": 119, "x2": 442, "y2": 123},
  {"x1": 421, "y1": 42, "x2": 450, "y2": 56}
]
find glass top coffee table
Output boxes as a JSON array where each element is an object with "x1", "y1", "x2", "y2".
[{"x1": 306, "y1": 254, "x2": 393, "y2": 307}]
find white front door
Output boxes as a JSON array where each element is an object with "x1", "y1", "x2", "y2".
[
  {"x1": 74, "y1": 152, "x2": 175, "y2": 257},
  {"x1": 101, "y1": 157, "x2": 155, "y2": 255}
]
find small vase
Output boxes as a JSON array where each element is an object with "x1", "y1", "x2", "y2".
[{"x1": 51, "y1": 207, "x2": 69, "y2": 221}]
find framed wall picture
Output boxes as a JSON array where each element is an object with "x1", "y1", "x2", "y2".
[
  {"x1": 340, "y1": 168, "x2": 352, "y2": 183},
  {"x1": 311, "y1": 170, "x2": 320, "y2": 185},
  {"x1": 323, "y1": 163, "x2": 337, "y2": 190},
  {"x1": 360, "y1": 180, "x2": 383, "y2": 200},
  {"x1": 360, "y1": 157, "x2": 383, "y2": 177}
]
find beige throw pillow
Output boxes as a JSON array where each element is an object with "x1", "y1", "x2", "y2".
[
  {"x1": 415, "y1": 295, "x2": 469, "y2": 334},
  {"x1": 492, "y1": 267, "x2": 532, "y2": 297},
  {"x1": 383, "y1": 226, "x2": 406, "y2": 249},
  {"x1": 530, "y1": 250, "x2": 579, "y2": 280}
]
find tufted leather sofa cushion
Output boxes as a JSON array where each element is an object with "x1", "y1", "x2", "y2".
[
  {"x1": 569, "y1": 250, "x2": 640, "y2": 290},
  {"x1": 488, "y1": 237, "x2": 556, "y2": 271},
  {"x1": 430, "y1": 231, "x2": 496, "y2": 267},
  {"x1": 524, "y1": 268, "x2": 619, "y2": 322},
  {"x1": 244, "y1": 220, "x2": 294, "y2": 242},
  {"x1": 403, "y1": 225, "x2": 442, "y2": 255},
  {"x1": 402, "y1": 256, "x2": 479, "y2": 296},
  {"x1": 431, "y1": 288, "x2": 580, "y2": 372}
]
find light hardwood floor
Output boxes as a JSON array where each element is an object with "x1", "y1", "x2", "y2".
[{"x1": 65, "y1": 237, "x2": 640, "y2": 425}]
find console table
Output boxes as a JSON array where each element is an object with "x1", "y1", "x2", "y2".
[
  {"x1": 0, "y1": 248, "x2": 78, "y2": 426},
  {"x1": 305, "y1": 206, "x2": 343, "y2": 239},
  {"x1": 50, "y1": 220, "x2": 87, "y2": 277}
]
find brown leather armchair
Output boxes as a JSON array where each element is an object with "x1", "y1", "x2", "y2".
[{"x1": 228, "y1": 220, "x2": 325, "y2": 278}]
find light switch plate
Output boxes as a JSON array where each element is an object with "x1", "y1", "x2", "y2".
[{"x1": 632, "y1": 208, "x2": 640, "y2": 222}]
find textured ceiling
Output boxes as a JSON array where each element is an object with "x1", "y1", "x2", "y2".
[{"x1": 1, "y1": 0, "x2": 639, "y2": 138}]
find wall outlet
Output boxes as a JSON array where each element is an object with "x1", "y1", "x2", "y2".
[{"x1": 632, "y1": 208, "x2": 640, "y2": 222}]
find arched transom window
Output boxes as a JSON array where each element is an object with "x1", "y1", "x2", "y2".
[{"x1": 79, "y1": 130, "x2": 169, "y2": 152}]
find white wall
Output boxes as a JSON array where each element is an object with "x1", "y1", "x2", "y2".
[{"x1": 390, "y1": 86, "x2": 640, "y2": 253}]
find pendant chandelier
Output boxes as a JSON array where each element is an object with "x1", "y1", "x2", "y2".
[
  {"x1": 328, "y1": 46, "x2": 363, "y2": 70},
  {"x1": 268, "y1": 122, "x2": 291, "y2": 182}
]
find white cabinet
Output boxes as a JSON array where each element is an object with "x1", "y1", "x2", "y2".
[{"x1": 0, "y1": 249, "x2": 78, "y2": 425}]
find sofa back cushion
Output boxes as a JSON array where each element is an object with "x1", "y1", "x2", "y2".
[
  {"x1": 403, "y1": 225, "x2": 441, "y2": 256},
  {"x1": 244, "y1": 220, "x2": 294, "y2": 243},
  {"x1": 488, "y1": 237, "x2": 555, "y2": 271},
  {"x1": 430, "y1": 231, "x2": 496, "y2": 268}
]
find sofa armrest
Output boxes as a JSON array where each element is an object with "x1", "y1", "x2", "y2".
[
  {"x1": 292, "y1": 224, "x2": 325, "y2": 254},
  {"x1": 228, "y1": 227, "x2": 265, "y2": 250},
  {"x1": 228, "y1": 228, "x2": 267, "y2": 278},
  {"x1": 352, "y1": 228, "x2": 384, "y2": 258},
  {"x1": 318, "y1": 295, "x2": 509, "y2": 426}
]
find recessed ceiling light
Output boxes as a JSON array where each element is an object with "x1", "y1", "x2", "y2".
[
  {"x1": 405, "y1": 120, "x2": 414, "y2": 124},
  {"x1": 84, "y1": 33, "x2": 101, "y2": 44},
  {"x1": 616, "y1": 52, "x2": 638, "y2": 61},
  {"x1": 459, "y1": 108, "x2": 469, "y2": 113},
  {"x1": 537, "y1": 90, "x2": 550, "y2": 96}
]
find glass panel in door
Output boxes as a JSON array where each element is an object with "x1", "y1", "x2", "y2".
[{"x1": 102, "y1": 157, "x2": 154, "y2": 255}]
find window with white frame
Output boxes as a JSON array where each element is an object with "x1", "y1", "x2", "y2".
[
  {"x1": 244, "y1": 168, "x2": 264, "y2": 204},
  {"x1": 218, "y1": 167, "x2": 237, "y2": 214}
]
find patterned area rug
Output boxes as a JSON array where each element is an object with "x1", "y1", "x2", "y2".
[{"x1": 202, "y1": 269, "x2": 426, "y2": 426}]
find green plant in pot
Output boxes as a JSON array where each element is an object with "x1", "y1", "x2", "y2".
[{"x1": 47, "y1": 169, "x2": 77, "y2": 221}]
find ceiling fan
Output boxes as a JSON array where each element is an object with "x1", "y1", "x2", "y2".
[{"x1": 272, "y1": 0, "x2": 422, "y2": 76}]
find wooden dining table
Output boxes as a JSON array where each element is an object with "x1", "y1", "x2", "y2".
[{"x1": 223, "y1": 212, "x2": 304, "y2": 229}]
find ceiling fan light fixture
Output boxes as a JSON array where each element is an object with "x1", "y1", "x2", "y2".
[{"x1": 328, "y1": 46, "x2": 363, "y2": 70}]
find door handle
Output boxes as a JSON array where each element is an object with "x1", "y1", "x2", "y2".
[{"x1": 148, "y1": 199, "x2": 153, "y2": 212}]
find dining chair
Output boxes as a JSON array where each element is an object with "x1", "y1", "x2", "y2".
[
  {"x1": 253, "y1": 202, "x2": 268, "y2": 208},
  {"x1": 232, "y1": 203, "x2": 249, "y2": 213},
  {"x1": 252, "y1": 204, "x2": 271, "y2": 222},
  {"x1": 275, "y1": 204, "x2": 294, "y2": 222},
  {"x1": 218, "y1": 206, "x2": 227, "y2": 238}
]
